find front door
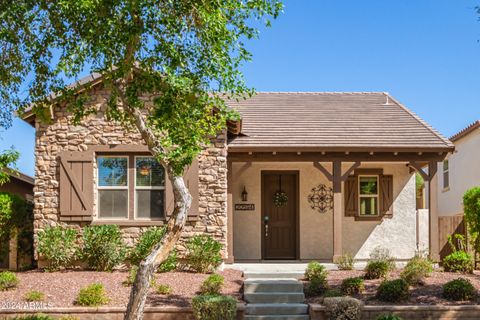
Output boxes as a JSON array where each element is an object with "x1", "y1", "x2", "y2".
[{"x1": 262, "y1": 171, "x2": 298, "y2": 260}]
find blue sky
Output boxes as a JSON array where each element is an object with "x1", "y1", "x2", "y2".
[{"x1": 2, "y1": 0, "x2": 480, "y2": 177}]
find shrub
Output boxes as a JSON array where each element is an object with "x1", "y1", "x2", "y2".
[
  {"x1": 123, "y1": 266, "x2": 138, "y2": 287},
  {"x1": 24, "y1": 290, "x2": 44, "y2": 302},
  {"x1": 442, "y1": 278, "x2": 476, "y2": 301},
  {"x1": 463, "y1": 187, "x2": 480, "y2": 254},
  {"x1": 370, "y1": 246, "x2": 396, "y2": 269},
  {"x1": 335, "y1": 253, "x2": 355, "y2": 270},
  {"x1": 443, "y1": 251, "x2": 474, "y2": 273},
  {"x1": 185, "y1": 235, "x2": 222, "y2": 273},
  {"x1": 0, "y1": 271, "x2": 19, "y2": 291},
  {"x1": 305, "y1": 261, "x2": 327, "y2": 281},
  {"x1": 365, "y1": 260, "x2": 390, "y2": 280},
  {"x1": 0, "y1": 192, "x2": 30, "y2": 241},
  {"x1": 324, "y1": 288, "x2": 344, "y2": 297},
  {"x1": 323, "y1": 297, "x2": 362, "y2": 320},
  {"x1": 37, "y1": 226, "x2": 78, "y2": 271},
  {"x1": 12, "y1": 315, "x2": 54, "y2": 320},
  {"x1": 376, "y1": 279, "x2": 409, "y2": 302},
  {"x1": 305, "y1": 276, "x2": 329, "y2": 297},
  {"x1": 192, "y1": 294, "x2": 237, "y2": 320},
  {"x1": 81, "y1": 225, "x2": 126, "y2": 271},
  {"x1": 76, "y1": 283, "x2": 110, "y2": 307},
  {"x1": 155, "y1": 283, "x2": 172, "y2": 295},
  {"x1": 127, "y1": 226, "x2": 166, "y2": 266},
  {"x1": 341, "y1": 277, "x2": 365, "y2": 295},
  {"x1": 400, "y1": 255, "x2": 434, "y2": 285},
  {"x1": 375, "y1": 314, "x2": 403, "y2": 320},
  {"x1": 200, "y1": 274, "x2": 224, "y2": 295},
  {"x1": 158, "y1": 249, "x2": 178, "y2": 272}
]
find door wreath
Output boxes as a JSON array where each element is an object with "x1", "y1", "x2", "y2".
[{"x1": 273, "y1": 175, "x2": 288, "y2": 207}]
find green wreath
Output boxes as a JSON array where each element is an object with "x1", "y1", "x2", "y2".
[{"x1": 273, "y1": 191, "x2": 288, "y2": 207}]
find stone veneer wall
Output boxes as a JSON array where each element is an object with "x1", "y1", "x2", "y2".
[{"x1": 33, "y1": 86, "x2": 228, "y2": 260}]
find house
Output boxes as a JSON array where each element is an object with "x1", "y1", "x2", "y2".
[
  {"x1": 437, "y1": 120, "x2": 480, "y2": 258},
  {"x1": 22, "y1": 80, "x2": 454, "y2": 264},
  {"x1": 0, "y1": 169, "x2": 34, "y2": 201}
]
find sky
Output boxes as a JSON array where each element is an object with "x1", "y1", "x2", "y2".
[{"x1": 1, "y1": 0, "x2": 480, "y2": 177}]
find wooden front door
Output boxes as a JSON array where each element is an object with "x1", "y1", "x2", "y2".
[{"x1": 262, "y1": 171, "x2": 298, "y2": 260}]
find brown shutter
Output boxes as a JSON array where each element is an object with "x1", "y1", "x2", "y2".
[
  {"x1": 344, "y1": 175, "x2": 358, "y2": 217},
  {"x1": 59, "y1": 151, "x2": 93, "y2": 220},
  {"x1": 380, "y1": 175, "x2": 393, "y2": 216}
]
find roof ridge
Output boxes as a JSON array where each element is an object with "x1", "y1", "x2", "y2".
[
  {"x1": 450, "y1": 120, "x2": 480, "y2": 142},
  {"x1": 385, "y1": 93, "x2": 454, "y2": 149}
]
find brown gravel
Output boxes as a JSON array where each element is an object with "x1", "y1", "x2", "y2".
[
  {"x1": 307, "y1": 270, "x2": 480, "y2": 305},
  {"x1": 0, "y1": 269, "x2": 243, "y2": 308}
]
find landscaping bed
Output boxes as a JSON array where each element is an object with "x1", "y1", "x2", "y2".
[{"x1": 0, "y1": 269, "x2": 243, "y2": 308}]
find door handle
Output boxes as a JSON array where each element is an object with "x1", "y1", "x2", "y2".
[{"x1": 264, "y1": 215, "x2": 269, "y2": 237}]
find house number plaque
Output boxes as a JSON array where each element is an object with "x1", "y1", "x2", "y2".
[{"x1": 235, "y1": 203, "x2": 255, "y2": 211}]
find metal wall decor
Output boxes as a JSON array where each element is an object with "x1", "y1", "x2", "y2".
[{"x1": 308, "y1": 184, "x2": 333, "y2": 213}]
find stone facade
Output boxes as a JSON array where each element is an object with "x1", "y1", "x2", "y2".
[{"x1": 33, "y1": 86, "x2": 228, "y2": 260}]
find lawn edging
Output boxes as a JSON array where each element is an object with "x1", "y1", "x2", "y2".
[
  {"x1": 310, "y1": 303, "x2": 480, "y2": 320},
  {"x1": 0, "y1": 303, "x2": 246, "y2": 320}
]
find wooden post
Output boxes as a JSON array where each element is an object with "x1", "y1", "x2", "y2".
[
  {"x1": 332, "y1": 160, "x2": 343, "y2": 261},
  {"x1": 226, "y1": 160, "x2": 234, "y2": 263},
  {"x1": 428, "y1": 161, "x2": 440, "y2": 261}
]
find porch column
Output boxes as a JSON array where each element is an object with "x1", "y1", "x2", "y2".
[
  {"x1": 428, "y1": 161, "x2": 440, "y2": 261},
  {"x1": 226, "y1": 160, "x2": 234, "y2": 264},
  {"x1": 332, "y1": 160, "x2": 343, "y2": 260}
]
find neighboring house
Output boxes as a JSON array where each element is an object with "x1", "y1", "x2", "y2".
[
  {"x1": 437, "y1": 120, "x2": 480, "y2": 258},
  {"x1": 22, "y1": 79, "x2": 453, "y2": 264},
  {"x1": 0, "y1": 169, "x2": 34, "y2": 201}
]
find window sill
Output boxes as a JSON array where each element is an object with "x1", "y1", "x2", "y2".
[
  {"x1": 92, "y1": 220, "x2": 166, "y2": 227},
  {"x1": 354, "y1": 215, "x2": 382, "y2": 221}
]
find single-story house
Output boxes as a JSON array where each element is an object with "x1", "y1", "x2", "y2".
[{"x1": 22, "y1": 78, "x2": 454, "y2": 264}]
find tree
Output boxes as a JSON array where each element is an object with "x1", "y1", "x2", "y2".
[
  {"x1": 464, "y1": 187, "x2": 480, "y2": 264},
  {"x1": 0, "y1": 1, "x2": 282, "y2": 319}
]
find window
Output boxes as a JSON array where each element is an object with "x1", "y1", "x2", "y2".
[
  {"x1": 359, "y1": 176, "x2": 379, "y2": 216},
  {"x1": 135, "y1": 156, "x2": 165, "y2": 219},
  {"x1": 443, "y1": 160, "x2": 449, "y2": 189},
  {"x1": 97, "y1": 156, "x2": 128, "y2": 218}
]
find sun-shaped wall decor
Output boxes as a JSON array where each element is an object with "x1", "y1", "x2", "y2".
[{"x1": 308, "y1": 184, "x2": 334, "y2": 213}]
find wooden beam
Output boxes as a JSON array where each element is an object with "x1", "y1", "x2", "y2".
[
  {"x1": 428, "y1": 160, "x2": 440, "y2": 261},
  {"x1": 313, "y1": 162, "x2": 333, "y2": 181},
  {"x1": 341, "y1": 162, "x2": 361, "y2": 181},
  {"x1": 408, "y1": 161, "x2": 429, "y2": 181},
  {"x1": 332, "y1": 160, "x2": 343, "y2": 261}
]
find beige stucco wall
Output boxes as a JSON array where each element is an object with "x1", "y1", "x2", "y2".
[
  {"x1": 438, "y1": 128, "x2": 480, "y2": 217},
  {"x1": 232, "y1": 161, "x2": 422, "y2": 261}
]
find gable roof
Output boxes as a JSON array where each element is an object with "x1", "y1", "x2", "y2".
[
  {"x1": 2, "y1": 168, "x2": 35, "y2": 185},
  {"x1": 450, "y1": 120, "x2": 480, "y2": 142},
  {"x1": 227, "y1": 92, "x2": 454, "y2": 152}
]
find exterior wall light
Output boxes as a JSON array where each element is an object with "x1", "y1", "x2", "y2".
[{"x1": 241, "y1": 186, "x2": 248, "y2": 202}]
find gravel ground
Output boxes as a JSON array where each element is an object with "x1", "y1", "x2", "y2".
[
  {"x1": 307, "y1": 270, "x2": 480, "y2": 305},
  {"x1": 0, "y1": 269, "x2": 243, "y2": 307}
]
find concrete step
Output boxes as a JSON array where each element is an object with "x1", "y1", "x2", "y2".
[
  {"x1": 246, "y1": 303, "x2": 308, "y2": 315},
  {"x1": 244, "y1": 272, "x2": 304, "y2": 279},
  {"x1": 244, "y1": 315, "x2": 310, "y2": 320},
  {"x1": 244, "y1": 279, "x2": 304, "y2": 293},
  {"x1": 244, "y1": 292, "x2": 305, "y2": 304}
]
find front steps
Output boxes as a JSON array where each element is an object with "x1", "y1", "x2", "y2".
[{"x1": 244, "y1": 278, "x2": 309, "y2": 320}]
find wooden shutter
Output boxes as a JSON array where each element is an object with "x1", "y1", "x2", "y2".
[
  {"x1": 59, "y1": 151, "x2": 93, "y2": 220},
  {"x1": 344, "y1": 175, "x2": 358, "y2": 217},
  {"x1": 380, "y1": 175, "x2": 393, "y2": 216}
]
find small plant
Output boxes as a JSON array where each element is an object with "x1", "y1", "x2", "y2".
[
  {"x1": 365, "y1": 260, "x2": 390, "y2": 280},
  {"x1": 370, "y1": 246, "x2": 396, "y2": 269},
  {"x1": 400, "y1": 254, "x2": 434, "y2": 285},
  {"x1": 442, "y1": 278, "x2": 476, "y2": 301},
  {"x1": 158, "y1": 250, "x2": 178, "y2": 273},
  {"x1": 443, "y1": 251, "x2": 474, "y2": 273},
  {"x1": 199, "y1": 274, "x2": 224, "y2": 295},
  {"x1": 127, "y1": 226, "x2": 166, "y2": 266},
  {"x1": 323, "y1": 296, "x2": 362, "y2": 320},
  {"x1": 341, "y1": 277, "x2": 365, "y2": 295},
  {"x1": 76, "y1": 283, "x2": 110, "y2": 307},
  {"x1": 324, "y1": 288, "x2": 344, "y2": 298},
  {"x1": 335, "y1": 253, "x2": 355, "y2": 270},
  {"x1": 304, "y1": 262, "x2": 329, "y2": 297},
  {"x1": 123, "y1": 266, "x2": 138, "y2": 287},
  {"x1": 24, "y1": 290, "x2": 44, "y2": 302},
  {"x1": 59, "y1": 317, "x2": 80, "y2": 320},
  {"x1": 155, "y1": 283, "x2": 172, "y2": 295},
  {"x1": 192, "y1": 294, "x2": 237, "y2": 320},
  {"x1": 185, "y1": 235, "x2": 223, "y2": 273},
  {"x1": 305, "y1": 261, "x2": 327, "y2": 281},
  {"x1": 376, "y1": 279, "x2": 409, "y2": 302},
  {"x1": 12, "y1": 315, "x2": 54, "y2": 320},
  {"x1": 81, "y1": 225, "x2": 126, "y2": 271},
  {"x1": 37, "y1": 226, "x2": 78, "y2": 271},
  {"x1": 375, "y1": 314, "x2": 403, "y2": 320},
  {"x1": 0, "y1": 271, "x2": 19, "y2": 291}
]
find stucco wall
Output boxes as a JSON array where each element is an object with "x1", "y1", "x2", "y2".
[
  {"x1": 438, "y1": 128, "x2": 480, "y2": 217},
  {"x1": 232, "y1": 161, "x2": 423, "y2": 260}
]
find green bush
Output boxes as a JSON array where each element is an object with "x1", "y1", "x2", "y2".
[
  {"x1": 0, "y1": 192, "x2": 30, "y2": 240},
  {"x1": 442, "y1": 278, "x2": 476, "y2": 301},
  {"x1": 76, "y1": 283, "x2": 110, "y2": 307},
  {"x1": 185, "y1": 235, "x2": 222, "y2": 273},
  {"x1": 24, "y1": 290, "x2": 44, "y2": 302},
  {"x1": 463, "y1": 187, "x2": 480, "y2": 255},
  {"x1": 335, "y1": 253, "x2": 355, "y2": 270},
  {"x1": 200, "y1": 274, "x2": 224, "y2": 295},
  {"x1": 305, "y1": 261, "x2": 327, "y2": 281},
  {"x1": 370, "y1": 246, "x2": 396, "y2": 269},
  {"x1": 400, "y1": 254, "x2": 434, "y2": 285},
  {"x1": 37, "y1": 226, "x2": 78, "y2": 271},
  {"x1": 324, "y1": 288, "x2": 344, "y2": 298},
  {"x1": 127, "y1": 226, "x2": 166, "y2": 266},
  {"x1": 376, "y1": 279, "x2": 409, "y2": 302},
  {"x1": 304, "y1": 262, "x2": 329, "y2": 297},
  {"x1": 123, "y1": 266, "x2": 138, "y2": 287},
  {"x1": 323, "y1": 297, "x2": 362, "y2": 320},
  {"x1": 155, "y1": 283, "x2": 172, "y2": 295},
  {"x1": 0, "y1": 271, "x2": 19, "y2": 291},
  {"x1": 443, "y1": 251, "x2": 474, "y2": 273},
  {"x1": 365, "y1": 260, "x2": 390, "y2": 280},
  {"x1": 375, "y1": 314, "x2": 403, "y2": 320},
  {"x1": 81, "y1": 225, "x2": 126, "y2": 271},
  {"x1": 158, "y1": 249, "x2": 178, "y2": 273},
  {"x1": 341, "y1": 277, "x2": 365, "y2": 295},
  {"x1": 192, "y1": 294, "x2": 237, "y2": 320},
  {"x1": 12, "y1": 315, "x2": 54, "y2": 320}
]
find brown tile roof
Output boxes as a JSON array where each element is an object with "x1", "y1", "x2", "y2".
[
  {"x1": 227, "y1": 92, "x2": 454, "y2": 152},
  {"x1": 450, "y1": 120, "x2": 480, "y2": 142}
]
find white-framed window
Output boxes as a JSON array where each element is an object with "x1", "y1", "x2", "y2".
[
  {"x1": 443, "y1": 160, "x2": 449, "y2": 190},
  {"x1": 134, "y1": 156, "x2": 166, "y2": 219},
  {"x1": 97, "y1": 156, "x2": 129, "y2": 219},
  {"x1": 358, "y1": 175, "x2": 379, "y2": 216}
]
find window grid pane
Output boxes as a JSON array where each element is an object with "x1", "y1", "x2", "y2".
[
  {"x1": 98, "y1": 157, "x2": 128, "y2": 187},
  {"x1": 135, "y1": 156, "x2": 166, "y2": 219}
]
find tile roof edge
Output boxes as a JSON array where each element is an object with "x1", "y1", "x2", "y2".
[{"x1": 450, "y1": 120, "x2": 480, "y2": 142}]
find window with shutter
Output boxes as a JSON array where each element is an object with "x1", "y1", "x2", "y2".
[
  {"x1": 379, "y1": 174, "x2": 394, "y2": 216},
  {"x1": 344, "y1": 175, "x2": 358, "y2": 217}
]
